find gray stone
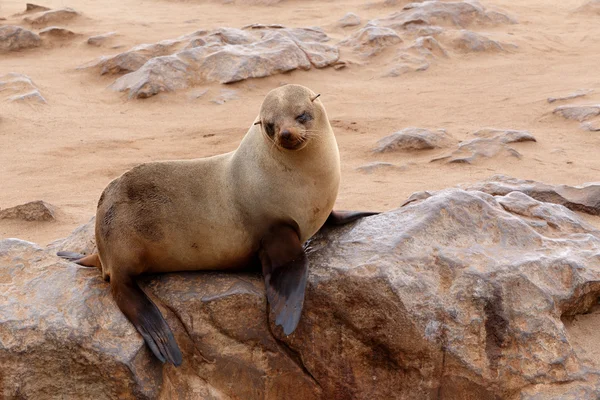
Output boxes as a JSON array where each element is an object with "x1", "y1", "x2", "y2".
[
  {"x1": 87, "y1": 32, "x2": 118, "y2": 47},
  {"x1": 339, "y1": 26, "x2": 402, "y2": 56},
  {"x1": 0, "y1": 73, "x2": 46, "y2": 104},
  {"x1": 338, "y1": 12, "x2": 361, "y2": 28},
  {"x1": 432, "y1": 128, "x2": 536, "y2": 164},
  {"x1": 547, "y1": 89, "x2": 593, "y2": 104},
  {"x1": 23, "y1": 7, "x2": 79, "y2": 27},
  {"x1": 554, "y1": 104, "x2": 600, "y2": 122},
  {"x1": 447, "y1": 30, "x2": 515, "y2": 53},
  {"x1": 0, "y1": 200, "x2": 55, "y2": 221},
  {"x1": 39, "y1": 26, "x2": 76, "y2": 39},
  {"x1": 374, "y1": 127, "x2": 453, "y2": 152},
  {"x1": 0, "y1": 25, "x2": 41, "y2": 52},
  {"x1": 356, "y1": 162, "x2": 406, "y2": 173}
]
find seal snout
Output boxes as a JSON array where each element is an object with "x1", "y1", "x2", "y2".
[{"x1": 278, "y1": 126, "x2": 305, "y2": 150}]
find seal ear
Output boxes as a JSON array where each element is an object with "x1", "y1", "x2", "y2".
[
  {"x1": 310, "y1": 94, "x2": 321, "y2": 102},
  {"x1": 259, "y1": 223, "x2": 309, "y2": 335}
]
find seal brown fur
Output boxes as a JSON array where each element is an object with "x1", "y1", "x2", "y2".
[{"x1": 59, "y1": 84, "x2": 377, "y2": 366}]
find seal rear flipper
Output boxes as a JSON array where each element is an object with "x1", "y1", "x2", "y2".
[
  {"x1": 57, "y1": 252, "x2": 102, "y2": 270},
  {"x1": 324, "y1": 210, "x2": 379, "y2": 226},
  {"x1": 259, "y1": 223, "x2": 309, "y2": 335},
  {"x1": 112, "y1": 276, "x2": 183, "y2": 366}
]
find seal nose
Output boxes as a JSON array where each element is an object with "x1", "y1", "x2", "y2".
[{"x1": 281, "y1": 129, "x2": 292, "y2": 140}]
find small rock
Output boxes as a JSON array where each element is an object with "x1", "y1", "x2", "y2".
[
  {"x1": 473, "y1": 128, "x2": 536, "y2": 143},
  {"x1": 374, "y1": 127, "x2": 453, "y2": 152},
  {"x1": 0, "y1": 25, "x2": 41, "y2": 52},
  {"x1": 368, "y1": 1, "x2": 516, "y2": 31},
  {"x1": 385, "y1": 53, "x2": 430, "y2": 76},
  {"x1": 211, "y1": 89, "x2": 238, "y2": 105},
  {"x1": 448, "y1": 30, "x2": 514, "y2": 53},
  {"x1": 338, "y1": 12, "x2": 361, "y2": 28},
  {"x1": 400, "y1": 190, "x2": 433, "y2": 206},
  {"x1": 432, "y1": 128, "x2": 535, "y2": 164},
  {"x1": 410, "y1": 36, "x2": 448, "y2": 58},
  {"x1": 8, "y1": 90, "x2": 46, "y2": 103},
  {"x1": 189, "y1": 88, "x2": 208, "y2": 99},
  {"x1": 554, "y1": 104, "x2": 600, "y2": 122},
  {"x1": 25, "y1": 3, "x2": 51, "y2": 12},
  {"x1": 582, "y1": 119, "x2": 600, "y2": 132},
  {"x1": 47, "y1": 217, "x2": 96, "y2": 255},
  {"x1": 548, "y1": 89, "x2": 593, "y2": 104},
  {"x1": 39, "y1": 26, "x2": 76, "y2": 39},
  {"x1": 0, "y1": 73, "x2": 46, "y2": 104},
  {"x1": 0, "y1": 200, "x2": 56, "y2": 221},
  {"x1": 23, "y1": 7, "x2": 79, "y2": 27},
  {"x1": 86, "y1": 31, "x2": 117, "y2": 47},
  {"x1": 356, "y1": 162, "x2": 406, "y2": 174}
]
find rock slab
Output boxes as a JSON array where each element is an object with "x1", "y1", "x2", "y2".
[{"x1": 2, "y1": 185, "x2": 600, "y2": 398}]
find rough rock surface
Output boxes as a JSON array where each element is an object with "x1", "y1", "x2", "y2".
[
  {"x1": 0, "y1": 25, "x2": 41, "y2": 52},
  {"x1": 83, "y1": 26, "x2": 339, "y2": 98},
  {"x1": 2, "y1": 188, "x2": 600, "y2": 398},
  {"x1": 554, "y1": 104, "x2": 600, "y2": 122},
  {"x1": 374, "y1": 127, "x2": 453, "y2": 152},
  {"x1": 338, "y1": 12, "x2": 362, "y2": 28},
  {"x1": 0, "y1": 73, "x2": 46, "y2": 104},
  {"x1": 463, "y1": 175, "x2": 600, "y2": 216},
  {"x1": 23, "y1": 7, "x2": 79, "y2": 27},
  {"x1": 433, "y1": 128, "x2": 536, "y2": 164},
  {"x1": 0, "y1": 200, "x2": 56, "y2": 221},
  {"x1": 582, "y1": 119, "x2": 600, "y2": 132},
  {"x1": 576, "y1": 0, "x2": 600, "y2": 15}
]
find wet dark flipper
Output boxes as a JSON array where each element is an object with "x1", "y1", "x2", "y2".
[
  {"x1": 112, "y1": 276, "x2": 183, "y2": 366},
  {"x1": 324, "y1": 210, "x2": 379, "y2": 226},
  {"x1": 259, "y1": 223, "x2": 309, "y2": 335}
]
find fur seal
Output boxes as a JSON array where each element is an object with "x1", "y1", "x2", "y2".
[{"x1": 59, "y1": 84, "x2": 377, "y2": 366}]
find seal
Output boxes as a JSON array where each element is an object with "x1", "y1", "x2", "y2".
[{"x1": 59, "y1": 84, "x2": 377, "y2": 366}]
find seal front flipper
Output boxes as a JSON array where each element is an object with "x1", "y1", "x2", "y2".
[
  {"x1": 259, "y1": 223, "x2": 309, "y2": 335},
  {"x1": 112, "y1": 275, "x2": 183, "y2": 366},
  {"x1": 324, "y1": 210, "x2": 379, "y2": 226}
]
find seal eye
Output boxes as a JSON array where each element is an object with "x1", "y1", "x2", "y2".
[
  {"x1": 265, "y1": 123, "x2": 275, "y2": 137},
  {"x1": 296, "y1": 112, "x2": 312, "y2": 124}
]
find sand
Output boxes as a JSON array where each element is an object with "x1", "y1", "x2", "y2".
[{"x1": 1, "y1": 0, "x2": 600, "y2": 245}]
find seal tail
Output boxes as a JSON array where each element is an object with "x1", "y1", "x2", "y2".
[
  {"x1": 112, "y1": 276, "x2": 183, "y2": 366},
  {"x1": 57, "y1": 252, "x2": 102, "y2": 270},
  {"x1": 260, "y1": 223, "x2": 309, "y2": 335}
]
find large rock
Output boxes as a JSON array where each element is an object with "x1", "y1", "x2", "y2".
[
  {"x1": 2, "y1": 187, "x2": 600, "y2": 398},
  {"x1": 0, "y1": 25, "x2": 41, "y2": 52},
  {"x1": 553, "y1": 104, "x2": 600, "y2": 122},
  {"x1": 339, "y1": 26, "x2": 402, "y2": 57},
  {"x1": 83, "y1": 26, "x2": 339, "y2": 98}
]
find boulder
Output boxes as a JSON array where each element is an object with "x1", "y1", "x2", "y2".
[
  {"x1": 0, "y1": 25, "x2": 41, "y2": 52},
  {"x1": 2, "y1": 187, "x2": 600, "y2": 398}
]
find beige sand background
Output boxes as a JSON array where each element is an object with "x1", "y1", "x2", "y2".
[{"x1": 1, "y1": 0, "x2": 600, "y2": 245}]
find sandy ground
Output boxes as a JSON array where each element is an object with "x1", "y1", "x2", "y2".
[{"x1": 1, "y1": 0, "x2": 600, "y2": 245}]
